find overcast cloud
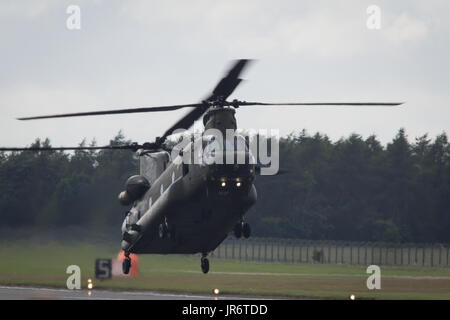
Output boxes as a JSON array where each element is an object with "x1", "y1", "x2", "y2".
[{"x1": 0, "y1": 0, "x2": 449, "y2": 148}]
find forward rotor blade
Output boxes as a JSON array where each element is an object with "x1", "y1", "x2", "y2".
[
  {"x1": 208, "y1": 59, "x2": 252, "y2": 101},
  {"x1": 235, "y1": 101, "x2": 404, "y2": 107},
  {"x1": 159, "y1": 60, "x2": 253, "y2": 143},
  {"x1": 15, "y1": 60, "x2": 254, "y2": 149},
  {"x1": 17, "y1": 103, "x2": 202, "y2": 121},
  {"x1": 160, "y1": 104, "x2": 209, "y2": 142}
]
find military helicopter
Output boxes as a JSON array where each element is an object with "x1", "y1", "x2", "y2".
[{"x1": 1, "y1": 60, "x2": 402, "y2": 274}]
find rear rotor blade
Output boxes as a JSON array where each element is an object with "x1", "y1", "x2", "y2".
[
  {"x1": 0, "y1": 142, "x2": 154, "y2": 152},
  {"x1": 17, "y1": 103, "x2": 202, "y2": 121},
  {"x1": 0, "y1": 146, "x2": 125, "y2": 151}
]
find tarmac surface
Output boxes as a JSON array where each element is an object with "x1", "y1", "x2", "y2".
[{"x1": 0, "y1": 285, "x2": 271, "y2": 300}]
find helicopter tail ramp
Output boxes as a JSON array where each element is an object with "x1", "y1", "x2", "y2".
[{"x1": 139, "y1": 151, "x2": 170, "y2": 185}]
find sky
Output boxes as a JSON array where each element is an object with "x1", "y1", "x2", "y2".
[{"x1": 1, "y1": 0, "x2": 449, "y2": 149}]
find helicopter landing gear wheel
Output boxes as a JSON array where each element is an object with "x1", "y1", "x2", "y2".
[
  {"x1": 201, "y1": 254, "x2": 209, "y2": 274},
  {"x1": 234, "y1": 221, "x2": 251, "y2": 239},
  {"x1": 122, "y1": 254, "x2": 131, "y2": 275}
]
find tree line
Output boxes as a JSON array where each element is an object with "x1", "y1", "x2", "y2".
[{"x1": 0, "y1": 129, "x2": 448, "y2": 243}]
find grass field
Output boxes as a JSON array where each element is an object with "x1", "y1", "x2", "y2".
[{"x1": 1, "y1": 241, "x2": 450, "y2": 299}]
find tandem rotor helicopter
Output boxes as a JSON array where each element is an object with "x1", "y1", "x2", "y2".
[{"x1": 1, "y1": 60, "x2": 402, "y2": 274}]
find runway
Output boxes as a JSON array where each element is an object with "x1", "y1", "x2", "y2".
[{"x1": 0, "y1": 286, "x2": 272, "y2": 300}]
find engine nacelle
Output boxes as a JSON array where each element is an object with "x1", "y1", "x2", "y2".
[{"x1": 118, "y1": 175, "x2": 150, "y2": 206}]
